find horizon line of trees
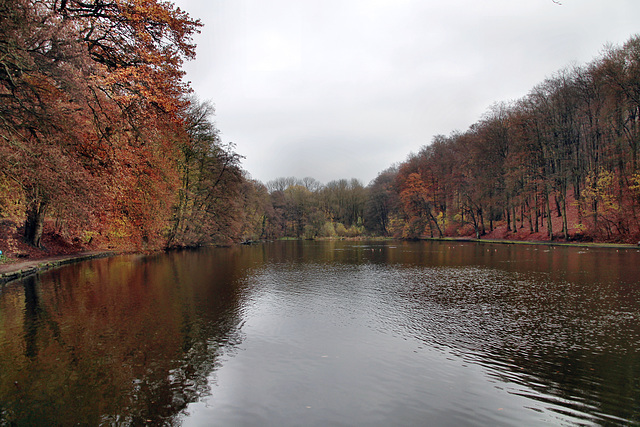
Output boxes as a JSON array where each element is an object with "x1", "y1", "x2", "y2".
[{"x1": 254, "y1": 34, "x2": 640, "y2": 244}]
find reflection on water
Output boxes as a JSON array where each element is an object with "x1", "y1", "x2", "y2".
[
  {"x1": 1, "y1": 241, "x2": 639, "y2": 425},
  {"x1": 0, "y1": 249, "x2": 255, "y2": 425}
]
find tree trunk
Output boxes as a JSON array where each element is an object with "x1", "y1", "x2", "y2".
[
  {"x1": 470, "y1": 209, "x2": 480, "y2": 239},
  {"x1": 24, "y1": 195, "x2": 48, "y2": 248},
  {"x1": 546, "y1": 192, "x2": 553, "y2": 240},
  {"x1": 562, "y1": 200, "x2": 569, "y2": 240},
  {"x1": 534, "y1": 192, "x2": 539, "y2": 233},
  {"x1": 489, "y1": 204, "x2": 494, "y2": 232},
  {"x1": 554, "y1": 194, "x2": 562, "y2": 217},
  {"x1": 427, "y1": 210, "x2": 442, "y2": 238},
  {"x1": 526, "y1": 199, "x2": 533, "y2": 232}
]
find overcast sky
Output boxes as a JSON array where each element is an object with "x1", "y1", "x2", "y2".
[{"x1": 171, "y1": 0, "x2": 640, "y2": 185}]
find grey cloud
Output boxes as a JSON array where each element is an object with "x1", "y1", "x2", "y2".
[{"x1": 176, "y1": 0, "x2": 640, "y2": 184}]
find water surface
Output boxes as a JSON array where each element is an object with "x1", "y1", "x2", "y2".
[{"x1": 1, "y1": 241, "x2": 639, "y2": 425}]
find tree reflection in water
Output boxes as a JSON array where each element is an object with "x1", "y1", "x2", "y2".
[{"x1": 0, "y1": 247, "x2": 256, "y2": 425}]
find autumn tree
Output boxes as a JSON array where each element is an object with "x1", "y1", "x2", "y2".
[
  {"x1": 383, "y1": 35, "x2": 640, "y2": 243},
  {"x1": 0, "y1": 0, "x2": 201, "y2": 248},
  {"x1": 166, "y1": 98, "x2": 246, "y2": 247},
  {"x1": 266, "y1": 177, "x2": 300, "y2": 193},
  {"x1": 0, "y1": 0, "x2": 106, "y2": 246},
  {"x1": 320, "y1": 179, "x2": 366, "y2": 229},
  {"x1": 364, "y1": 167, "x2": 399, "y2": 236},
  {"x1": 395, "y1": 151, "x2": 444, "y2": 239},
  {"x1": 237, "y1": 179, "x2": 275, "y2": 241}
]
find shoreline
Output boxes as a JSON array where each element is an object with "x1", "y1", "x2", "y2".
[
  {"x1": 0, "y1": 251, "x2": 118, "y2": 284},
  {"x1": 314, "y1": 235, "x2": 640, "y2": 249},
  {"x1": 418, "y1": 236, "x2": 640, "y2": 249},
  {"x1": 2, "y1": 237, "x2": 638, "y2": 284}
]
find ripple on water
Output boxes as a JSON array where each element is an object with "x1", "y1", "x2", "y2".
[
  {"x1": 5, "y1": 243, "x2": 636, "y2": 426},
  {"x1": 227, "y1": 259, "x2": 640, "y2": 426}
]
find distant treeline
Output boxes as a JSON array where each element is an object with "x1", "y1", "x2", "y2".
[
  {"x1": 2, "y1": 0, "x2": 639, "y2": 250},
  {"x1": 256, "y1": 35, "x2": 640, "y2": 243}
]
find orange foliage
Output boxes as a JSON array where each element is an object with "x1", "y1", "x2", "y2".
[{"x1": 0, "y1": 0, "x2": 252, "y2": 252}]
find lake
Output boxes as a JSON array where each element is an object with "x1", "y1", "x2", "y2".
[{"x1": 1, "y1": 240, "x2": 639, "y2": 425}]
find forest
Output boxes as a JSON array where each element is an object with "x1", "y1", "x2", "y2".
[
  {"x1": 0, "y1": 0, "x2": 256, "y2": 254},
  {"x1": 2, "y1": 0, "x2": 640, "y2": 259},
  {"x1": 382, "y1": 34, "x2": 640, "y2": 244},
  {"x1": 249, "y1": 34, "x2": 640, "y2": 245}
]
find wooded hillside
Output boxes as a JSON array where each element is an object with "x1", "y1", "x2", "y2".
[
  {"x1": 258, "y1": 35, "x2": 640, "y2": 244},
  {"x1": 385, "y1": 35, "x2": 640, "y2": 243}
]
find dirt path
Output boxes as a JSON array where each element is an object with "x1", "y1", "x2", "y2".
[{"x1": 0, "y1": 251, "x2": 117, "y2": 284}]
